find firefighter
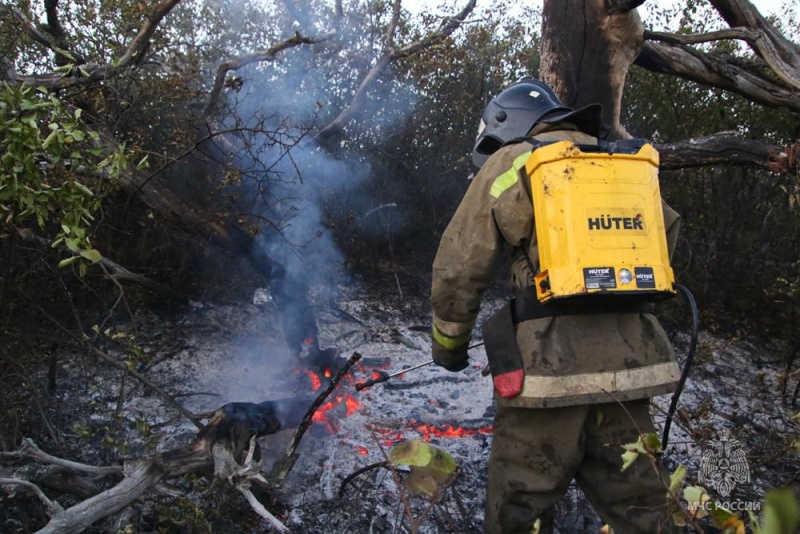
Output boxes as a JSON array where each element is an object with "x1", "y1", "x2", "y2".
[{"x1": 430, "y1": 79, "x2": 682, "y2": 533}]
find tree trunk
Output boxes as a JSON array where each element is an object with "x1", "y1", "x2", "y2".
[{"x1": 540, "y1": 0, "x2": 644, "y2": 140}]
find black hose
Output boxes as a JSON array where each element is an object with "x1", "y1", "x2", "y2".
[{"x1": 661, "y1": 283, "x2": 699, "y2": 450}]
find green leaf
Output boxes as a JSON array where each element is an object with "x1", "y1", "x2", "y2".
[
  {"x1": 79, "y1": 249, "x2": 102, "y2": 263},
  {"x1": 668, "y1": 464, "x2": 687, "y2": 496},
  {"x1": 136, "y1": 154, "x2": 149, "y2": 170},
  {"x1": 42, "y1": 130, "x2": 58, "y2": 149},
  {"x1": 58, "y1": 256, "x2": 78, "y2": 268},
  {"x1": 683, "y1": 485, "x2": 710, "y2": 520},
  {"x1": 758, "y1": 488, "x2": 800, "y2": 534},
  {"x1": 390, "y1": 440, "x2": 458, "y2": 498},
  {"x1": 73, "y1": 182, "x2": 94, "y2": 196},
  {"x1": 641, "y1": 433, "x2": 663, "y2": 454},
  {"x1": 391, "y1": 440, "x2": 435, "y2": 467},
  {"x1": 708, "y1": 504, "x2": 744, "y2": 533},
  {"x1": 621, "y1": 449, "x2": 639, "y2": 472}
]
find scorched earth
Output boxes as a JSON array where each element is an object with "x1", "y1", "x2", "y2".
[{"x1": 2, "y1": 275, "x2": 798, "y2": 533}]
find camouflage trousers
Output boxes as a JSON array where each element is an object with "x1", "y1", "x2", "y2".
[{"x1": 485, "y1": 400, "x2": 680, "y2": 533}]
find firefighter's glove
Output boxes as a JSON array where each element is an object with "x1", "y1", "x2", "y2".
[{"x1": 431, "y1": 327, "x2": 470, "y2": 372}]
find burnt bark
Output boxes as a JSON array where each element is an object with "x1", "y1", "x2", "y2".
[
  {"x1": 540, "y1": 0, "x2": 644, "y2": 140},
  {"x1": 654, "y1": 132, "x2": 786, "y2": 170}
]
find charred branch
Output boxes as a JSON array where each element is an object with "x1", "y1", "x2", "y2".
[
  {"x1": 654, "y1": 132, "x2": 784, "y2": 170},
  {"x1": 268, "y1": 351, "x2": 363, "y2": 484}
]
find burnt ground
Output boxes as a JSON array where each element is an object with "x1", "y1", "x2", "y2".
[{"x1": 1, "y1": 271, "x2": 799, "y2": 533}]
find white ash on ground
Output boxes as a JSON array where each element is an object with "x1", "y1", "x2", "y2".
[{"x1": 8, "y1": 281, "x2": 798, "y2": 533}]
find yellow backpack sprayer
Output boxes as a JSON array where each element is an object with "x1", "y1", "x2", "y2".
[
  {"x1": 526, "y1": 139, "x2": 676, "y2": 304},
  {"x1": 525, "y1": 139, "x2": 698, "y2": 449}
]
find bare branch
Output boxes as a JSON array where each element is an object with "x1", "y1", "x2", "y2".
[
  {"x1": 9, "y1": 0, "x2": 181, "y2": 89},
  {"x1": 385, "y1": 0, "x2": 402, "y2": 50},
  {"x1": 637, "y1": 0, "x2": 800, "y2": 108},
  {"x1": 203, "y1": 31, "x2": 336, "y2": 116},
  {"x1": 644, "y1": 25, "x2": 800, "y2": 91},
  {"x1": 0, "y1": 6, "x2": 74, "y2": 65},
  {"x1": 0, "y1": 477, "x2": 64, "y2": 517},
  {"x1": 42, "y1": 0, "x2": 85, "y2": 65},
  {"x1": 37, "y1": 459, "x2": 164, "y2": 534},
  {"x1": 28, "y1": 293, "x2": 205, "y2": 429},
  {"x1": 0, "y1": 438, "x2": 122, "y2": 476},
  {"x1": 239, "y1": 487, "x2": 290, "y2": 533},
  {"x1": 314, "y1": 0, "x2": 477, "y2": 145},
  {"x1": 709, "y1": 0, "x2": 800, "y2": 89},
  {"x1": 636, "y1": 40, "x2": 800, "y2": 112}
]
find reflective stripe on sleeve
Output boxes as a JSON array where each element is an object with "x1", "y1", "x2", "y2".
[
  {"x1": 432, "y1": 326, "x2": 471, "y2": 350},
  {"x1": 489, "y1": 152, "x2": 530, "y2": 199}
]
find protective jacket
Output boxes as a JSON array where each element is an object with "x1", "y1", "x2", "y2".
[{"x1": 431, "y1": 126, "x2": 681, "y2": 409}]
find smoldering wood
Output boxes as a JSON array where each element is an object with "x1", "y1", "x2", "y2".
[
  {"x1": 0, "y1": 354, "x2": 362, "y2": 533},
  {"x1": 655, "y1": 132, "x2": 790, "y2": 170},
  {"x1": 267, "y1": 351, "x2": 363, "y2": 484}
]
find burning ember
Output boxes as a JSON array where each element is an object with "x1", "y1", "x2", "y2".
[
  {"x1": 297, "y1": 358, "x2": 493, "y2": 460},
  {"x1": 301, "y1": 367, "x2": 364, "y2": 433},
  {"x1": 305, "y1": 368, "x2": 332, "y2": 392},
  {"x1": 306, "y1": 371, "x2": 322, "y2": 391},
  {"x1": 373, "y1": 421, "x2": 493, "y2": 447}
]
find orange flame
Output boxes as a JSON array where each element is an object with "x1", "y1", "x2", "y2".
[
  {"x1": 311, "y1": 392, "x2": 362, "y2": 434},
  {"x1": 345, "y1": 395, "x2": 360, "y2": 416},
  {"x1": 372, "y1": 421, "x2": 493, "y2": 447}
]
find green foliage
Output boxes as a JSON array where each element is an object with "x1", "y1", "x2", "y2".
[
  {"x1": 618, "y1": 440, "x2": 800, "y2": 533},
  {"x1": 0, "y1": 82, "x2": 125, "y2": 259},
  {"x1": 156, "y1": 496, "x2": 212, "y2": 533},
  {"x1": 620, "y1": 432, "x2": 663, "y2": 471},
  {"x1": 624, "y1": 30, "x2": 800, "y2": 337},
  {"x1": 389, "y1": 439, "x2": 458, "y2": 497},
  {"x1": 750, "y1": 488, "x2": 800, "y2": 534}
]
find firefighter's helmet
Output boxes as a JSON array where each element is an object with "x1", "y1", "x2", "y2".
[{"x1": 472, "y1": 79, "x2": 604, "y2": 168}]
